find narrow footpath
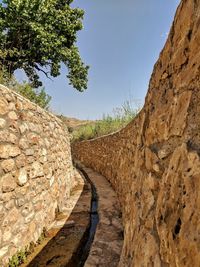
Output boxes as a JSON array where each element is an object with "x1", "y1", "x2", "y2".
[
  {"x1": 20, "y1": 164, "x2": 123, "y2": 267},
  {"x1": 77, "y1": 163, "x2": 123, "y2": 267}
]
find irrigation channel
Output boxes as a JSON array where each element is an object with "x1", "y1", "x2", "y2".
[
  {"x1": 20, "y1": 167, "x2": 99, "y2": 267},
  {"x1": 67, "y1": 167, "x2": 99, "y2": 267}
]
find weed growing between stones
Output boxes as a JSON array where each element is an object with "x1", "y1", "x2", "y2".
[
  {"x1": 37, "y1": 227, "x2": 48, "y2": 245},
  {"x1": 8, "y1": 248, "x2": 28, "y2": 267},
  {"x1": 8, "y1": 228, "x2": 47, "y2": 267}
]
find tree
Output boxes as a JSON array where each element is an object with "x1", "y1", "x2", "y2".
[
  {"x1": 16, "y1": 83, "x2": 51, "y2": 109},
  {"x1": 0, "y1": 0, "x2": 88, "y2": 91},
  {"x1": 0, "y1": 66, "x2": 51, "y2": 109}
]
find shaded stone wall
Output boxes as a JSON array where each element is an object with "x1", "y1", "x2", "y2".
[
  {"x1": 0, "y1": 85, "x2": 75, "y2": 265},
  {"x1": 73, "y1": 0, "x2": 200, "y2": 266}
]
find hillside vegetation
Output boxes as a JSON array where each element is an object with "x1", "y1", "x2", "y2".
[{"x1": 71, "y1": 100, "x2": 140, "y2": 142}]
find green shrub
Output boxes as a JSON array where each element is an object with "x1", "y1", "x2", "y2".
[
  {"x1": 8, "y1": 249, "x2": 27, "y2": 267},
  {"x1": 0, "y1": 67, "x2": 51, "y2": 109}
]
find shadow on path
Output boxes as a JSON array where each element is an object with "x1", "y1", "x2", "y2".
[{"x1": 21, "y1": 170, "x2": 98, "y2": 267}]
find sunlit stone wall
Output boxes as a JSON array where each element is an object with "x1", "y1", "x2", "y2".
[
  {"x1": 73, "y1": 0, "x2": 200, "y2": 266},
  {"x1": 0, "y1": 85, "x2": 75, "y2": 265}
]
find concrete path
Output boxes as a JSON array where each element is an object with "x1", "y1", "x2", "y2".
[{"x1": 78, "y1": 164, "x2": 123, "y2": 267}]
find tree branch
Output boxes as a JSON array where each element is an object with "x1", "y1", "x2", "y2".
[{"x1": 34, "y1": 64, "x2": 53, "y2": 81}]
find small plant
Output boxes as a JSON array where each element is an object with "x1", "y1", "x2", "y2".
[
  {"x1": 37, "y1": 227, "x2": 47, "y2": 244},
  {"x1": 8, "y1": 248, "x2": 28, "y2": 267},
  {"x1": 8, "y1": 228, "x2": 48, "y2": 267}
]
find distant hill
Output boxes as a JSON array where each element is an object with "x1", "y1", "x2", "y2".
[{"x1": 58, "y1": 115, "x2": 95, "y2": 131}]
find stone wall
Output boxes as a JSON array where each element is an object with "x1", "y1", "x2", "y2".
[
  {"x1": 0, "y1": 85, "x2": 75, "y2": 265},
  {"x1": 73, "y1": 0, "x2": 200, "y2": 266}
]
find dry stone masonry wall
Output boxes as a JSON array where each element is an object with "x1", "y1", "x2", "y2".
[
  {"x1": 73, "y1": 0, "x2": 200, "y2": 266},
  {"x1": 0, "y1": 85, "x2": 75, "y2": 266}
]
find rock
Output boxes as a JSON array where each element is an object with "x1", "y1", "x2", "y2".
[
  {"x1": 27, "y1": 156, "x2": 35, "y2": 164},
  {"x1": 24, "y1": 211, "x2": 35, "y2": 224},
  {"x1": 50, "y1": 176, "x2": 55, "y2": 187},
  {"x1": 15, "y1": 154, "x2": 26, "y2": 168},
  {"x1": 0, "y1": 118, "x2": 6, "y2": 128},
  {"x1": 41, "y1": 148, "x2": 47, "y2": 156},
  {"x1": 25, "y1": 148, "x2": 34, "y2": 156},
  {"x1": 28, "y1": 222, "x2": 36, "y2": 239},
  {"x1": 27, "y1": 133, "x2": 40, "y2": 145},
  {"x1": 8, "y1": 102, "x2": 16, "y2": 111},
  {"x1": 0, "y1": 246, "x2": 9, "y2": 258},
  {"x1": 1, "y1": 159, "x2": 15, "y2": 172},
  {"x1": 8, "y1": 111, "x2": 18, "y2": 120},
  {"x1": 161, "y1": 72, "x2": 169, "y2": 80},
  {"x1": 11, "y1": 233, "x2": 22, "y2": 247},
  {"x1": 3, "y1": 227, "x2": 12, "y2": 242},
  {"x1": 19, "y1": 123, "x2": 28, "y2": 134},
  {"x1": 0, "y1": 97, "x2": 8, "y2": 115},
  {"x1": 29, "y1": 162, "x2": 44, "y2": 178},
  {"x1": 8, "y1": 133, "x2": 18, "y2": 144},
  {"x1": 1, "y1": 173, "x2": 16, "y2": 193},
  {"x1": 158, "y1": 149, "x2": 170, "y2": 159},
  {"x1": 19, "y1": 138, "x2": 29, "y2": 149},
  {"x1": 15, "y1": 99, "x2": 23, "y2": 110},
  {"x1": 15, "y1": 198, "x2": 26, "y2": 207},
  {"x1": 5, "y1": 200, "x2": 15, "y2": 210},
  {"x1": 21, "y1": 203, "x2": 34, "y2": 217},
  {"x1": 0, "y1": 192, "x2": 13, "y2": 203},
  {"x1": 153, "y1": 163, "x2": 160, "y2": 173},
  {"x1": 4, "y1": 93, "x2": 13, "y2": 102},
  {"x1": 145, "y1": 147, "x2": 158, "y2": 171},
  {"x1": 2, "y1": 207, "x2": 20, "y2": 226},
  {"x1": 0, "y1": 144, "x2": 21, "y2": 159},
  {"x1": 0, "y1": 130, "x2": 18, "y2": 144},
  {"x1": 17, "y1": 168, "x2": 28, "y2": 186}
]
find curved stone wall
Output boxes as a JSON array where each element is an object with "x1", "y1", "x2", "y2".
[
  {"x1": 0, "y1": 85, "x2": 75, "y2": 265},
  {"x1": 73, "y1": 0, "x2": 200, "y2": 266}
]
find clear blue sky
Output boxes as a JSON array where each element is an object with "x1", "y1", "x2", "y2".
[{"x1": 17, "y1": 0, "x2": 180, "y2": 119}]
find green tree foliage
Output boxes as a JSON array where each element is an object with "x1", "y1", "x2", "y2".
[
  {"x1": 16, "y1": 83, "x2": 51, "y2": 109},
  {"x1": 0, "y1": 68, "x2": 51, "y2": 109},
  {"x1": 0, "y1": 0, "x2": 88, "y2": 91}
]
